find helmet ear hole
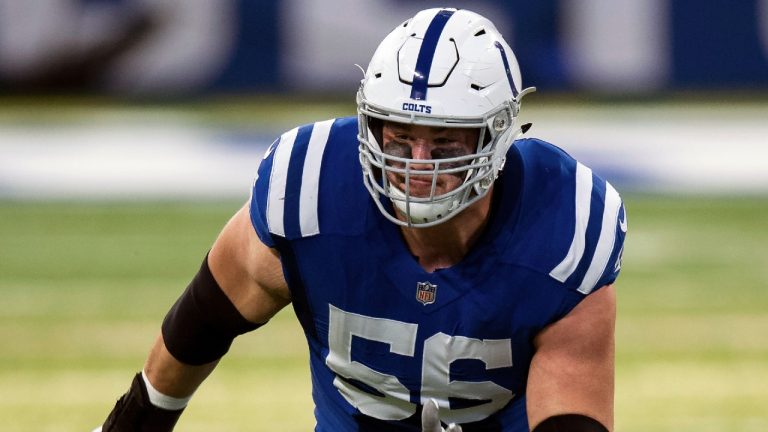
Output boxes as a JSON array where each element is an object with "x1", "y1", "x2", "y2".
[
  {"x1": 368, "y1": 117, "x2": 384, "y2": 148},
  {"x1": 467, "y1": 128, "x2": 492, "y2": 154},
  {"x1": 483, "y1": 129, "x2": 492, "y2": 145},
  {"x1": 364, "y1": 116, "x2": 385, "y2": 184}
]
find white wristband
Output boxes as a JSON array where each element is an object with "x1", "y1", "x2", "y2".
[{"x1": 141, "y1": 370, "x2": 193, "y2": 411}]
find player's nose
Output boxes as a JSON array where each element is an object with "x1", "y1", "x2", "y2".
[{"x1": 410, "y1": 141, "x2": 433, "y2": 161}]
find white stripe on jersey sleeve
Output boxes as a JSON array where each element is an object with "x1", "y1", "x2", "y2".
[
  {"x1": 299, "y1": 119, "x2": 334, "y2": 236},
  {"x1": 550, "y1": 162, "x2": 593, "y2": 283},
  {"x1": 577, "y1": 181, "x2": 622, "y2": 294},
  {"x1": 267, "y1": 127, "x2": 299, "y2": 237}
]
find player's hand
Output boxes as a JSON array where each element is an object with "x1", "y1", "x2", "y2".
[{"x1": 421, "y1": 399, "x2": 462, "y2": 432}]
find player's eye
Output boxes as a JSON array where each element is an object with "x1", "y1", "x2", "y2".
[
  {"x1": 383, "y1": 140, "x2": 411, "y2": 159},
  {"x1": 431, "y1": 146, "x2": 468, "y2": 160},
  {"x1": 431, "y1": 147, "x2": 472, "y2": 171}
]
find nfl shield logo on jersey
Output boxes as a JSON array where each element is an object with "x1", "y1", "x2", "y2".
[{"x1": 416, "y1": 282, "x2": 437, "y2": 305}]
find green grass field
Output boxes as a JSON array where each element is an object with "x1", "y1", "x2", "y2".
[{"x1": 1, "y1": 196, "x2": 766, "y2": 431}]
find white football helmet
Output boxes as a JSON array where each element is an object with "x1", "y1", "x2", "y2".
[{"x1": 358, "y1": 8, "x2": 535, "y2": 227}]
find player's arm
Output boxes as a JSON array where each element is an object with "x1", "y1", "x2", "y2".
[
  {"x1": 526, "y1": 284, "x2": 616, "y2": 432},
  {"x1": 98, "y1": 203, "x2": 291, "y2": 431}
]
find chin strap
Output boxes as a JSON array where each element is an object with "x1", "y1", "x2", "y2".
[{"x1": 388, "y1": 183, "x2": 458, "y2": 225}]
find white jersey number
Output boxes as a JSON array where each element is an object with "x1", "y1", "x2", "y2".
[{"x1": 326, "y1": 305, "x2": 514, "y2": 424}]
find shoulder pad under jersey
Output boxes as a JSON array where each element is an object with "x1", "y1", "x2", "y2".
[
  {"x1": 512, "y1": 138, "x2": 627, "y2": 295},
  {"x1": 249, "y1": 117, "x2": 367, "y2": 247}
]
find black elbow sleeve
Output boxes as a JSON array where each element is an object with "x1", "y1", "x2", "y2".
[{"x1": 161, "y1": 254, "x2": 264, "y2": 365}]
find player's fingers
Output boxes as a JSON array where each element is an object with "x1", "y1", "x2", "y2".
[
  {"x1": 446, "y1": 423, "x2": 463, "y2": 432},
  {"x1": 421, "y1": 398, "x2": 442, "y2": 432}
]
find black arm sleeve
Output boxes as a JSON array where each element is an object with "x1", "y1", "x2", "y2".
[
  {"x1": 161, "y1": 254, "x2": 264, "y2": 365},
  {"x1": 532, "y1": 414, "x2": 609, "y2": 432}
]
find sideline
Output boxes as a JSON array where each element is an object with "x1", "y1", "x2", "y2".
[{"x1": 1, "y1": 105, "x2": 766, "y2": 199}]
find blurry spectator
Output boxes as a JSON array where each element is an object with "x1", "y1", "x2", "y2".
[{"x1": 0, "y1": 0, "x2": 236, "y2": 95}]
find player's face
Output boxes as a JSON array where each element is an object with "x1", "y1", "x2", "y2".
[{"x1": 381, "y1": 122, "x2": 480, "y2": 197}]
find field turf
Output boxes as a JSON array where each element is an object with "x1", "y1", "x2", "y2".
[{"x1": 0, "y1": 196, "x2": 766, "y2": 431}]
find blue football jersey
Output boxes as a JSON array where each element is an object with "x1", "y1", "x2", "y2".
[{"x1": 249, "y1": 117, "x2": 626, "y2": 431}]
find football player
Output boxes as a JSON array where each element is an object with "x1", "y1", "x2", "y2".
[{"x1": 97, "y1": 8, "x2": 626, "y2": 432}]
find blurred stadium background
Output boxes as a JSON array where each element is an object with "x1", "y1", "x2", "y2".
[{"x1": 0, "y1": 1, "x2": 766, "y2": 431}]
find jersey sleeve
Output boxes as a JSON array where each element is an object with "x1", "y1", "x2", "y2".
[
  {"x1": 249, "y1": 137, "x2": 281, "y2": 249},
  {"x1": 565, "y1": 177, "x2": 625, "y2": 296},
  {"x1": 248, "y1": 119, "x2": 339, "y2": 248},
  {"x1": 511, "y1": 138, "x2": 627, "y2": 317},
  {"x1": 592, "y1": 199, "x2": 626, "y2": 289},
  {"x1": 513, "y1": 139, "x2": 627, "y2": 298},
  {"x1": 553, "y1": 176, "x2": 627, "y2": 314}
]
